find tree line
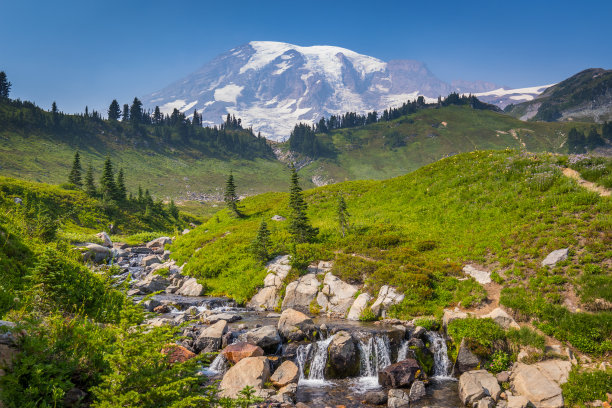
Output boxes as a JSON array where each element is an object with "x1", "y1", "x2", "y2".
[
  {"x1": 288, "y1": 93, "x2": 499, "y2": 157},
  {"x1": 567, "y1": 124, "x2": 611, "y2": 154}
]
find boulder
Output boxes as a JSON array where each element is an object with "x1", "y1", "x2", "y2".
[
  {"x1": 412, "y1": 326, "x2": 427, "y2": 339},
  {"x1": 219, "y1": 356, "x2": 271, "y2": 398},
  {"x1": 482, "y1": 308, "x2": 520, "y2": 329},
  {"x1": 248, "y1": 255, "x2": 291, "y2": 311},
  {"x1": 442, "y1": 307, "x2": 468, "y2": 329},
  {"x1": 378, "y1": 359, "x2": 421, "y2": 388},
  {"x1": 364, "y1": 390, "x2": 388, "y2": 405},
  {"x1": 133, "y1": 274, "x2": 171, "y2": 294},
  {"x1": 270, "y1": 360, "x2": 299, "y2": 388},
  {"x1": 202, "y1": 313, "x2": 242, "y2": 324},
  {"x1": 161, "y1": 344, "x2": 196, "y2": 363},
  {"x1": 511, "y1": 361, "x2": 570, "y2": 408},
  {"x1": 326, "y1": 331, "x2": 359, "y2": 378},
  {"x1": 496, "y1": 371, "x2": 511, "y2": 383},
  {"x1": 141, "y1": 299, "x2": 161, "y2": 312},
  {"x1": 455, "y1": 338, "x2": 481, "y2": 374},
  {"x1": 182, "y1": 229, "x2": 190, "y2": 235},
  {"x1": 458, "y1": 370, "x2": 501, "y2": 406},
  {"x1": 271, "y1": 215, "x2": 286, "y2": 221},
  {"x1": 477, "y1": 397, "x2": 496, "y2": 408},
  {"x1": 13, "y1": 197, "x2": 22, "y2": 205},
  {"x1": 63, "y1": 387, "x2": 87, "y2": 407},
  {"x1": 153, "y1": 304, "x2": 171, "y2": 313},
  {"x1": 146, "y1": 236, "x2": 172, "y2": 250},
  {"x1": 195, "y1": 320, "x2": 228, "y2": 353},
  {"x1": 541, "y1": 249, "x2": 569, "y2": 267},
  {"x1": 409, "y1": 380, "x2": 426, "y2": 402},
  {"x1": 371, "y1": 286, "x2": 405, "y2": 317},
  {"x1": 281, "y1": 273, "x2": 319, "y2": 312},
  {"x1": 316, "y1": 273, "x2": 359, "y2": 315},
  {"x1": 346, "y1": 292, "x2": 372, "y2": 320},
  {"x1": 175, "y1": 277, "x2": 205, "y2": 296},
  {"x1": 221, "y1": 342, "x2": 264, "y2": 364},
  {"x1": 96, "y1": 231, "x2": 113, "y2": 248},
  {"x1": 387, "y1": 388, "x2": 411, "y2": 408},
  {"x1": 142, "y1": 255, "x2": 162, "y2": 267},
  {"x1": 244, "y1": 325, "x2": 281, "y2": 354},
  {"x1": 82, "y1": 243, "x2": 112, "y2": 263},
  {"x1": 273, "y1": 383, "x2": 297, "y2": 403},
  {"x1": 507, "y1": 396, "x2": 534, "y2": 408},
  {"x1": 463, "y1": 265, "x2": 492, "y2": 284},
  {"x1": 277, "y1": 308, "x2": 316, "y2": 342}
]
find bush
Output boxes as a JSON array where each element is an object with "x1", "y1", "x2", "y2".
[
  {"x1": 413, "y1": 317, "x2": 440, "y2": 331},
  {"x1": 561, "y1": 368, "x2": 612, "y2": 407},
  {"x1": 359, "y1": 307, "x2": 378, "y2": 322},
  {"x1": 447, "y1": 318, "x2": 505, "y2": 357},
  {"x1": 506, "y1": 327, "x2": 546, "y2": 353},
  {"x1": 486, "y1": 350, "x2": 511, "y2": 374}
]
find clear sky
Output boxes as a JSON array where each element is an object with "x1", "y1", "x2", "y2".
[{"x1": 1, "y1": 0, "x2": 611, "y2": 114}]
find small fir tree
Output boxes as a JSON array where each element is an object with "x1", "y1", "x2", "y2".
[
  {"x1": 224, "y1": 172, "x2": 242, "y2": 217},
  {"x1": 252, "y1": 219, "x2": 271, "y2": 261},
  {"x1": 85, "y1": 165, "x2": 97, "y2": 197},
  {"x1": 108, "y1": 99, "x2": 121, "y2": 120},
  {"x1": 122, "y1": 104, "x2": 129, "y2": 122},
  {"x1": 100, "y1": 156, "x2": 117, "y2": 201},
  {"x1": 68, "y1": 151, "x2": 83, "y2": 188},
  {"x1": 336, "y1": 195, "x2": 350, "y2": 237},
  {"x1": 116, "y1": 168, "x2": 127, "y2": 202},
  {"x1": 0, "y1": 71, "x2": 11, "y2": 99},
  {"x1": 168, "y1": 199, "x2": 179, "y2": 220},
  {"x1": 288, "y1": 165, "x2": 318, "y2": 243}
]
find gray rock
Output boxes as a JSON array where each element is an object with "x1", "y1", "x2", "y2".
[
  {"x1": 13, "y1": 197, "x2": 22, "y2": 205},
  {"x1": 507, "y1": 396, "x2": 533, "y2": 408},
  {"x1": 482, "y1": 308, "x2": 520, "y2": 329},
  {"x1": 458, "y1": 370, "x2": 501, "y2": 406},
  {"x1": 219, "y1": 356, "x2": 271, "y2": 398},
  {"x1": 409, "y1": 380, "x2": 426, "y2": 402},
  {"x1": 412, "y1": 326, "x2": 427, "y2": 339},
  {"x1": 142, "y1": 255, "x2": 162, "y2": 267},
  {"x1": 248, "y1": 255, "x2": 291, "y2": 311},
  {"x1": 541, "y1": 248, "x2": 568, "y2": 267},
  {"x1": 281, "y1": 273, "x2": 319, "y2": 312},
  {"x1": 244, "y1": 325, "x2": 281, "y2": 353},
  {"x1": 271, "y1": 215, "x2": 286, "y2": 221},
  {"x1": 195, "y1": 320, "x2": 228, "y2": 353},
  {"x1": 477, "y1": 396, "x2": 496, "y2": 408},
  {"x1": 442, "y1": 308, "x2": 468, "y2": 329},
  {"x1": 175, "y1": 277, "x2": 205, "y2": 296},
  {"x1": 316, "y1": 272, "x2": 359, "y2": 315},
  {"x1": 378, "y1": 359, "x2": 421, "y2": 388},
  {"x1": 463, "y1": 265, "x2": 491, "y2": 284},
  {"x1": 82, "y1": 243, "x2": 112, "y2": 263},
  {"x1": 496, "y1": 371, "x2": 511, "y2": 383},
  {"x1": 201, "y1": 313, "x2": 241, "y2": 324},
  {"x1": 365, "y1": 390, "x2": 388, "y2": 405},
  {"x1": 133, "y1": 274, "x2": 171, "y2": 294},
  {"x1": 63, "y1": 387, "x2": 87, "y2": 407},
  {"x1": 455, "y1": 338, "x2": 481, "y2": 374},
  {"x1": 346, "y1": 292, "x2": 372, "y2": 320},
  {"x1": 141, "y1": 299, "x2": 161, "y2": 312},
  {"x1": 371, "y1": 286, "x2": 405, "y2": 317},
  {"x1": 388, "y1": 388, "x2": 411, "y2": 408},
  {"x1": 277, "y1": 308, "x2": 316, "y2": 342},
  {"x1": 146, "y1": 236, "x2": 172, "y2": 250},
  {"x1": 326, "y1": 331, "x2": 359, "y2": 378},
  {"x1": 95, "y1": 231, "x2": 113, "y2": 248},
  {"x1": 511, "y1": 360, "x2": 570, "y2": 408}
]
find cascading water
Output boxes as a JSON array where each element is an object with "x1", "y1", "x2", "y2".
[
  {"x1": 351, "y1": 334, "x2": 393, "y2": 393},
  {"x1": 202, "y1": 353, "x2": 228, "y2": 376},
  {"x1": 426, "y1": 331, "x2": 453, "y2": 379},
  {"x1": 295, "y1": 335, "x2": 334, "y2": 385},
  {"x1": 397, "y1": 339, "x2": 409, "y2": 362},
  {"x1": 374, "y1": 336, "x2": 392, "y2": 370},
  {"x1": 296, "y1": 343, "x2": 313, "y2": 381}
]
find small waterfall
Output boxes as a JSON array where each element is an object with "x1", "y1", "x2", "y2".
[
  {"x1": 307, "y1": 336, "x2": 334, "y2": 381},
  {"x1": 374, "y1": 336, "x2": 392, "y2": 370},
  {"x1": 397, "y1": 340, "x2": 409, "y2": 362},
  {"x1": 352, "y1": 334, "x2": 392, "y2": 393},
  {"x1": 426, "y1": 331, "x2": 453, "y2": 379},
  {"x1": 296, "y1": 343, "x2": 313, "y2": 380},
  {"x1": 202, "y1": 353, "x2": 228, "y2": 376},
  {"x1": 295, "y1": 335, "x2": 335, "y2": 386}
]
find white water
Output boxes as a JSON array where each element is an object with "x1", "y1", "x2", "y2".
[
  {"x1": 357, "y1": 335, "x2": 392, "y2": 377},
  {"x1": 426, "y1": 331, "x2": 454, "y2": 379},
  {"x1": 202, "y1": 353, "x2": 228, "y2": 376},
  {"x1": 296, "y1": 336, "x2": 334, "y2": 386},
  {"x1": 397, "y1": 339, "x2": 409, "y2": 362}
]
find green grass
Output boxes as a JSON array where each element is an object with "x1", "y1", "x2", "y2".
[{"x1": 172, "y1": 150, "x2": 611, "y2": 327}]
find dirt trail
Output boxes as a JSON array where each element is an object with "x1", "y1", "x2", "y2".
[{"x1": 562, "y1": 168, "x2": 611, "y2": 197}]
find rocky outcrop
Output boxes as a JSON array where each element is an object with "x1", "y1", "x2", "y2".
[
  {"x1": 371, "y1": 286, "x2": 405, "y2": 317},
  {"x1": 248, "y1": 255, "x2": 291, "y2": 311},
  {"x1": 482, "y1": 308, "x2": 520, "y2": 329},
  {"x1": 326, "y1": 331, "x2": 359, "y2": 378},
  {"x1": 364, "y1": 391, "x2": 387, "y2": 405},
  {"x1": 507, "y1": 396, "x2": 533, "y2": 408},
  {"x1": 346, "y1": 292, "x2": 372, "y2": 320},
  {"x1": 243, "y1": 325, "x2": 281, "y2": 354},
  {"x1": 219, "y1": 356, "x2": 271, "y2": 398},
  {"x1": 378, "y1": 359, "x2": 421, "y2": 388},
  {"x1": 442, "y1": 307, "x2": 469, "y2": 329},
  {"x1": 195, "y1": 320, "x2": 228, "y2": 353},
  {"x1": 96, "y1": 231, "x2": 112, "y2": 248},
  {"x1": 277, "y1": 308, "x2": 316, "y2": 342},
  {"x1": 316, "y1": 273, "x2": 359, "y2": 316},
  {"x1": 221, "y1": 342, "x2": 264, "y2": 364},
  {"x1": 463, "y1": 265, "x2": 491, "y2": 284},
  {"x1": 146, "y1": 237, "x2": 172, "y2": 251},
  {"x1": 201, "y1": 313, "x2": 241, "y2": 324},
  {"x1": 142, "y1": 255, "x2": 162, "y2": 267},
  {"x1": 511, "y1": 360, "x2": 571, "y2": 408},
  {"x1": 281, "y1": 273, "x2": 319, "y2": 312},
  {"x1": 387, "y1": 389, "x2": 411, "y2": 408},
  {"x1": 132, "y1": 274, "x2": 171, "y2": 294},
  {"x1": 82, "y1": 243, "x2": 112, "y2": 263},
  {"x1": 175, "y1": 277, "x2": 205, "y2": 296},
  {"x1": 409, "y1": 380, "x2": 426, "y2": 402},
  {"x1": 458, "y1": 370, "x2": 501, "y2": 406},
  {"x1": 541, "y1": 249, "x2": 568, "y2": 267},
  {"x1": 270, "y1": 360, "x2": 299, "y2": 388},
  {"x1": 455, "y1": 338, "x2": 481, "y2": 374}
]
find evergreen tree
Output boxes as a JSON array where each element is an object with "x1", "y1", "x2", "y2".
[
  {"x1": 251, "y1": 219, "x2": 271, "y2": 261},
  {"x1": 85, "y1": 165, "x2": 97, "y2": 197},
  {"x1": 51, "y1": 102, "x2": 59, "y2": 126},
  {"x1": 130, "y1": 97, "x2": 143, "y2": 124},
  {"x1": 586, "y1": 127, "x2": 605, "y2": 149},
  {"x1": 336, "y1": 195, "x2": 350, "y2": 237},
  {"x1": 137, "y1": 186, "x2": 144, "y2": 204},
  {"x1": 224, "y1": 172, "x2": 242, "y2": 217},
  {"x1": 116, "y1": 168, "x2": 127, "y2": 202},
  {"x1": 603, "y1": 121, "x2": 612, "y2": 142},
  {"x1": 153, "y1": 106, "x2": 162, "y2": 125},
  {"x1": 100, "y1": 156, "x2": 117, "y2": 201},
  {"x1": 0, "y1": 71, "x2": 11, "y2": 100},
  {"x1": 108, "y1": 99, "x2": 121, "y2": 121},
  {"x1": 567, "y1": 128, "x2": 586, "y2": 154},
  {"x1": 68, "y1": 151, "x2": 83, "y2": 187},
  {"x1": 168, "y1": 199, "x2": 179, "y2": 220},
  {"x1": 122, "y1": 104, "x2": 129, "y2": 122},
  {"x1": 288, "y1": 165, "x2": 318, "y2": 243}
]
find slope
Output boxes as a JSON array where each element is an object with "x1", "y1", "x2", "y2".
[{"x1": 505, "y1": 68, "x2": 612, "y2": 122}]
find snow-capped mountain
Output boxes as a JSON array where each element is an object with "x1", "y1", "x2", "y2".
[
  {"x1": 468, "y1": 84, "x2": 555, "y2": 108},
  {"x1": 142, "y1": 41, "x2": 546, "y2": 140}
]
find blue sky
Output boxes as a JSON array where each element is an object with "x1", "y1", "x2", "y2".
[{"x1": 1, "y1": 0, "x2": 611, "y2": 113}]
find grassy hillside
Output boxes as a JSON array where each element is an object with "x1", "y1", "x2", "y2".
[
  {"x1": 294, "y1": 106, "x2": 594, "y2": 184},
  {"x1": 172, "y1": 150, "x2": 611, "y2": 352}
]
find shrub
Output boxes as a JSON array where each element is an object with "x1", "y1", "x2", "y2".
[
  {"x1": 359, "y1": 307, "x2": 378, "y2": 322},
  {"x1": 486, "y1": 350, "x2": 511, "y2": 374},
  {"x1": 416, "y1": 240, "x2": 437, "y2": 252},
  {"x1": 413, "y1": 317, "x2": 439, "y2": 331},
  {"x1": 506, "y1": 327, "x2": 546, "y2": 353},
  {"x1": 447, "y1": 318, "x2": 505, "y2": 357},
  {"x1": 561, "y1": 368, "x2": 612, "y2": 407}
]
